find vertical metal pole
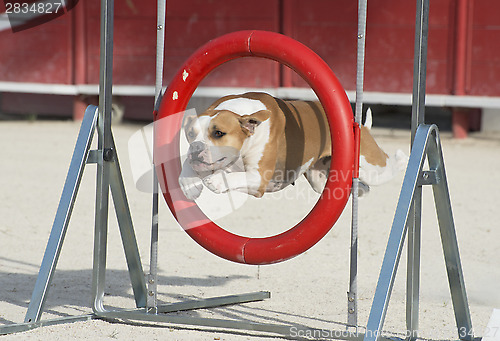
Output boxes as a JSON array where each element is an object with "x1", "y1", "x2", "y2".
[
  {"x1": 355, "y1": 0, "x2": 368, "y2": 125},
  {"x1": 348, "y1": 0, "x2": 368, "y2": 328},
  {"x1": 411, "y1": 0, "x2": 429, "y2": 144},
  {"x1": 407, "y1": 0, "x2": 429, "y2": 338},
  {"x1": 92, "y1": 0, "x2": 114, "y2": 313},
  {"x1": 348, "y1": 176, "x2": 359, "y2": 327},
  {"x1": 406, "y1": 196, "x2": 421, "y2": 341},
  {"x1": 147, "y1": 0, "x2": 166, "y2": 314}
]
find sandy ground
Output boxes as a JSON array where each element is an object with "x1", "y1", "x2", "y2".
[{"x1": 0, "y1": 119, "x2": 499, "y2": 340}]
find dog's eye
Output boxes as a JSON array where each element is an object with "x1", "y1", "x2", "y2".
[
  {"x1": 213, "y1": 130, "x2": 226, "y2": 138},
  {"x1": 187, "y1": 131, "x2": 196, "y2": 139}
]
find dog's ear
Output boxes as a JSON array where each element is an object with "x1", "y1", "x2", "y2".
[
  {"x1": 239, "y1": 110, "x2": 271, "y2": 135},
  {"x1": 181, "y1": 113, "x2": 197, "y2": 130},
  {"x1": 182, "y1": 113, "x2": 201, "y2": 142}
]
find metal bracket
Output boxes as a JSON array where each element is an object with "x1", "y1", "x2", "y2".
[
  {"x1": 87, "y1": 150, "x2": 100, "y2": 164},
  {"x1": 417, "y1": 170, "x2": 439, "y2": 186}
]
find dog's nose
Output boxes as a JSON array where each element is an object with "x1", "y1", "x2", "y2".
[
  {"x1": 189, "y1": 141, "x2": 206, "y2": 159},
  {"x1": 190, "y1": 141, "x2": 205, "y2": 153}
]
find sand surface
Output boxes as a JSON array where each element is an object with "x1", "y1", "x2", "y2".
[{"x1": 1, "y1": 119, "x2": 499, "y2": 340}]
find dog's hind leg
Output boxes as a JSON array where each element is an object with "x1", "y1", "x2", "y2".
[
  {"x1": 304, "y1": 156, "x2": 331, "y2": 193},
  {"x1": 305, "y1": 157, "x2": 370, "y2": 197}
]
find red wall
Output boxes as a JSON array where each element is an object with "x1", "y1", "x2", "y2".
[
  {"x1": 0, "y1": 7, "x2": 74, "y2": 84},
  {"x1": 81, "y1": 0, "x2": 281, "y2": 87},
  {"x1": 1, "y1": 0, "x2": 499, "y2": 118},
  {"x1": 282, "y1": 0, "x2": 458, "y2": 94},
  {"x1": 468, "y1": 0, "x2": 500, "y2": 96}
]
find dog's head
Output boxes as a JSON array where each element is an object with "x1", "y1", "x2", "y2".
[{"x1": 183, "y1": 109, "x2": 270, "y2": 174}]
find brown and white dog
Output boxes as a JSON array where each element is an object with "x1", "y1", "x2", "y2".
[{"x1": 179, "y1": 92, "x2": 406, "y2": 200}]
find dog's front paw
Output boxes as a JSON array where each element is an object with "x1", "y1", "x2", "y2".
[
  {"x1": 202, "y1": 172, "x2": 229, "y2": 194},
  {"x1": 394, "y1": 149, "x2": 408, "y2": 171},
  {"x1": 179, "y1": 176, "x2": 203, "y2": 200}
]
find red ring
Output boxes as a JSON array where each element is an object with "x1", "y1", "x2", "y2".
[{"x1": 155, "y1": 30, "x2": 354, "y2": 265}]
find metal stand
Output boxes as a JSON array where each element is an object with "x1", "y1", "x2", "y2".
[
  {"x1": 363, "y1": 124, "x2": 474, "y2": 341},
  {"x1": 363, "y1": 0, "x2": 474, "y2": 340},
  {"x1": 0, "y1": 103, "x2": 270, "y2": 335}
]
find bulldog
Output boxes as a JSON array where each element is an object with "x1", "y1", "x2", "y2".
[{"x1": 179, "y1": 92, "x2": 406, "y2": 200}]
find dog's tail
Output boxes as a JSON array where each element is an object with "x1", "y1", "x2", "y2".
[{"x1": 364, "y1": 107, "x2": 373, "y2": 129}]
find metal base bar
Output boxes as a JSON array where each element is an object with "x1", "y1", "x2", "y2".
[
  {"x1": 157, "y1": 291, "x2": 270, "y2": 313},
  {"x1": 98, "y1": 291, "x2": 271, "y2": 316},
  {"x1": 96, "y1": 311, "x2": 324, "y2": 339},
  {"x1": 1, "y1": 315, "x2": 94, "y2": 336},
  {"x1": 364, "y1": 124, "x2": 473, "y2": 341},
  {"x1": 94, "y1": 310, "x2": 402, "y2": 341},
  {"x1": 1, "y1": 292, "x2": 272, "y2": 336}
]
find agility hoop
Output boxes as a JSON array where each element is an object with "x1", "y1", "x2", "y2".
[{"x1": 154, "y1": 30, "x2": 355, "y2": 265}]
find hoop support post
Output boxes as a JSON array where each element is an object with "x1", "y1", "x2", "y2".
[
  {"x1": 91, "y1": 0, "x2": 115, "y2": 314},
  {"x1": 348, "y1": 0, "x2": 368, "y2": 328},
  {"x1": 406, "y1": 0, "x2": 429, "y2": 338},
  {"x1": 146, "y1": 0, "x2": 167, "y2": 315},
  {"x1": 90, "y1": 0, "x2": 149, "y2": 315}
]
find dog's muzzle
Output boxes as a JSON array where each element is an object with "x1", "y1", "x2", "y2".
[
  {"x1": 187, "y1": 141, "x2": 240, "y2": 174},
  {"x1": 188, "y1": 141, "x2": 207, "y2": 163}
]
